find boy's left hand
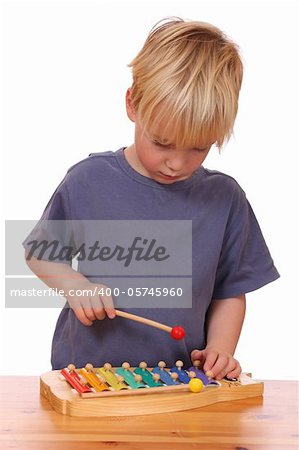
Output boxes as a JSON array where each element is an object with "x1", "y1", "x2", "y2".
[{"x1": 190, "y1": 347, "x2": 241, "y2": 380}]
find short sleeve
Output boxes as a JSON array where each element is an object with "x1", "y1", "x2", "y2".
[
  {"x1": 212, "y1": 186, "x2": 280, "y2": 299},
  {"x1": 39, "y1": 179, "x2": 71, "y2": 221},
  {"x1": 22, "y1": 178, "x2": 76, "y2": 264}
]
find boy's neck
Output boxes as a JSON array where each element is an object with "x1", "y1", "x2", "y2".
[{"x1": 123, "y1": 145, "x2": 148, "y2": 178}]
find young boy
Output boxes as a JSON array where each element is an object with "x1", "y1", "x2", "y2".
[{"x1": 24, "y1": 18, "x2": 279, "y2": 380}]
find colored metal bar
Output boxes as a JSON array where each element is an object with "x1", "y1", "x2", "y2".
[
  {"x1": 116, "y1": 368, "x2": 146, "y2": 389},
  {"x1": 78, "y1": 368, "x2": 109, "y2": 392},
  {"x1": 97, "y1": 367, "x2": 129, "y2": 391},
  {"x1": 170, "y1": 366, "x2": 190, "y2": 384},
  {"x1": 188, "y1": 366, "x2": 219, "y2": 386},
  {"x1": 152, "y1": 367, "x2": 179, "y2": 385},
  {"x1": 60, "y1": 368, "x2": 92, "y2": 394},
  {"x1": 134, "y1": 367, "x2": 163, "y2": 387}
]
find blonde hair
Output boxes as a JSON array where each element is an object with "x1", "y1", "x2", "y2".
[{"x1": 128, "y1": 18, "x2": 243, "y2": 149}]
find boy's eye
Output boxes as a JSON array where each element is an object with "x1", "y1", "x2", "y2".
[
  {"x1": 152, "y1": 140, "x2": 208, "y2": 153},
  {"x1": 153, "y1": 140, "x2": 171, "y2": 148}
]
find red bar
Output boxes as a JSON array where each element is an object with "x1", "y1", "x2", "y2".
[{"x1": 60, "y1": 368, "x2": 92, "y2": 394}]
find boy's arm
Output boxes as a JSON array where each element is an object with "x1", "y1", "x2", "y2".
[
  {"x1": 191, "y1": 295, "x2": 246, "y2": 380},
  {"x1": 25, "y1": 254, "x2": 116, "y2": 325}
]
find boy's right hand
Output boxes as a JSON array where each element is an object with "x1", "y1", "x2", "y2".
[{"x1": 65, "y1": 281, "x2": 116, "y2": 326}]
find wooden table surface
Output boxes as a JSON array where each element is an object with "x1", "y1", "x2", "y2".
[{"x1": 0, "y1": 376, "x2": 298, "y2": 450}]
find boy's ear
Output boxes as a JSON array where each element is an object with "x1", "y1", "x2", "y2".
[{"x1": 125, "y1": 88, "x2": 136, "y2": 122}]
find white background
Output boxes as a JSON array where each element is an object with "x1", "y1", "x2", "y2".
[{"x1": 1, "y1": 0, "x2": 298, "y2": 379}]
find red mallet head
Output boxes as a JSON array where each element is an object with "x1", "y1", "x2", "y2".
[{"x1": 170, "y1": 326, "x2": 185, "y2": 340}]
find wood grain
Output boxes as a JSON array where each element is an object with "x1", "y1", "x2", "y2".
[{"x1": 0, "y1": 376, "x2": 297, "y2": 450}]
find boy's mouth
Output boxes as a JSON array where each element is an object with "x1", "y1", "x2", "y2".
[{"x1": 158, "y1": 172, "x2": 181, "y2": 181}]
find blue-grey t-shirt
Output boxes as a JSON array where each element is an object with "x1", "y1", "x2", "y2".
[{"x1": 24, "y1": 148, "x2": 279, "y2": 369}]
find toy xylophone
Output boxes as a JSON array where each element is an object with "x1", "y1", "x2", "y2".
[
  {"x1": 60, "y1": 360, "x2": 220, "y2": 397},
  {"x1": 40, "y1": 360, "x2": 264, "y2": 417}
]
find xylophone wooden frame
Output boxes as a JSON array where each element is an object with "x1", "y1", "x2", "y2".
[{"x1": 40, "y1": 368, "x2": 264, "y2": 417}]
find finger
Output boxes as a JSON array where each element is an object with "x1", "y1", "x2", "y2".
[
  {"x1": 99, "y1": 289, "x2": 116, "y2": 319},
  {"x1": 80, "y1": 296, "x2": 98, "y2": 322},
  {"x1": 90, "y1": 295, "x2": 106, "y2": 321},
  {"x1": 227, "y1": 362, "x2": 242, "y2": 380},
  {"x1": 202, "y1": 349, "x2": 219, "y2": 374},
  {"x1": 72, "y1": 307, "x2": 93, "y2": 326},
  {"x1": 207, "y1": 354, "x2": 233, "y2": 380},
  {"x1": 72, "y1": 292, "x2": 97, "y2": 322},
  {"x1": 213, "y1": 357, "x2": 237, "y2": 380},
  {"x1": 77, "y1": 287, "x2": 102, "y2": 321},
  {"x1": 190, "y1": 349, "x2": 206, "y2": 366},
  {"x1": 84, "y1": 307, "x2": 97, "y2": 322},
  {"x1": 68, "y1": 297, "x2": 95, "y2": 325}
]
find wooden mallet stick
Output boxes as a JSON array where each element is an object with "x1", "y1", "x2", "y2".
[{"x1": 115, "y1": 309, "x2": 185, "y2": 340}]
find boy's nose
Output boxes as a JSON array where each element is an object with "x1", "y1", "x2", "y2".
[{"x1": 165, "y1": 156, "x2": 186, "y2": 173}]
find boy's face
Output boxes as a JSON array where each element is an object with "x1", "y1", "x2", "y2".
[{"x1": 125, "y1": 89, "x2": 213, "y2": 184}]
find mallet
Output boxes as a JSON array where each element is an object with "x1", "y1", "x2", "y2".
[{"x1": 115, "y1": 309, "x2": 185, "y2": 340}]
